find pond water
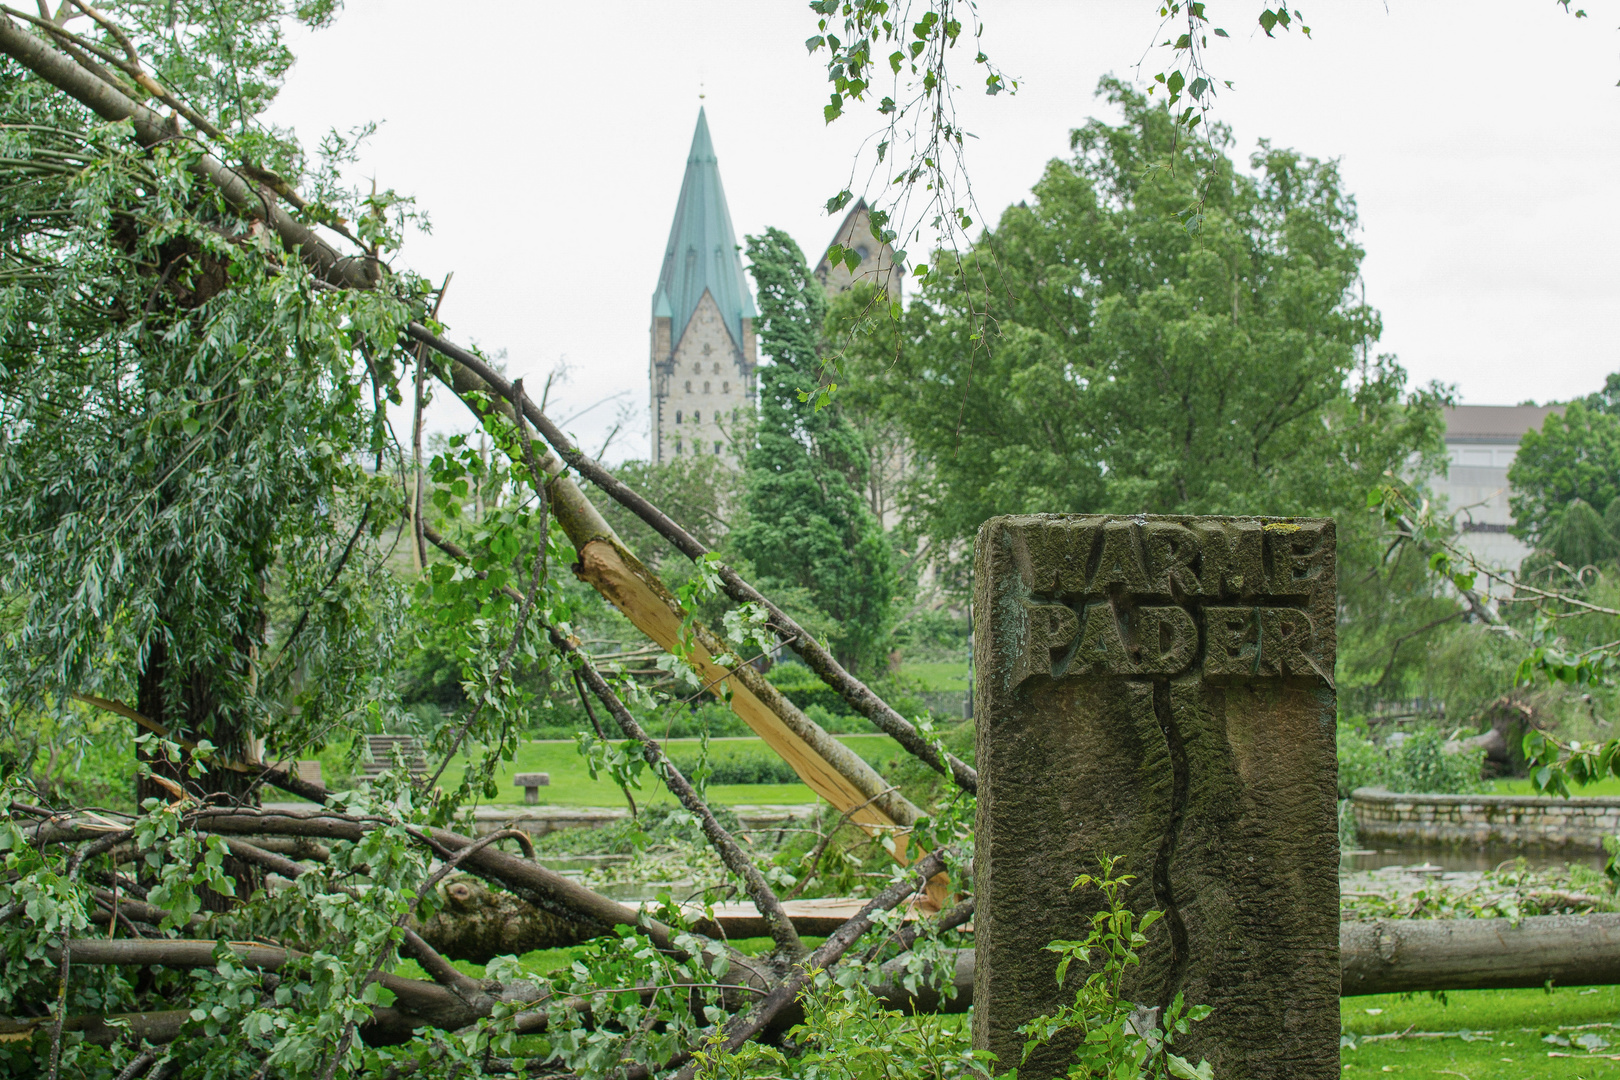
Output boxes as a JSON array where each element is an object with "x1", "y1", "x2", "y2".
[{"x1": 1342, "y1": 846, "x2": 1607, "y2": 873}]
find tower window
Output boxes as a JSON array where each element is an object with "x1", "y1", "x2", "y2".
[
  {"x1": 674, "y1": 439, "x2": 682, "y2": 456},
  {"x1": 685, "y1": 380, "x2": 692, "y2": 393},
  {"x1": 712, "y1": 362, "x2": 720, "y2": 374},
  {"x1": 693, "y1": 362, "x2": 701, "y2": 374},
  {"x1": 722, "y1": 381, "x2": 729, "y2": 393},
  {"x1": 675, "y1": 410, "x2": 682, "y2": 424},
  {"x1": 693, "y1": 411, "x2": 700, "y2": 424},
  {"x1": 704, "y1": 381, "x2": 711, "y2": 394},
  {"x1": 714, "y1": 441, "x2": 722, "y2": 454}
]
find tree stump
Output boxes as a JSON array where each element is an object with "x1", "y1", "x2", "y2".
[{"x1": 972, "y1": 515, "x2": 1339, "y2": 1079}]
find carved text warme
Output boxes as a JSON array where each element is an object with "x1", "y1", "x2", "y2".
[{"x1": 1003, "y1": 516, "x2": 1335, "y2": 689}]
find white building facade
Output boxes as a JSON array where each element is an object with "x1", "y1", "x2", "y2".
[{"x1": 1431, "y1": 404, "x2": 1563, "y2": 573}]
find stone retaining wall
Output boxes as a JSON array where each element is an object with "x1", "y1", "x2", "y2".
[{"x1": 1351, "y1": 786, "x2": 1620, "y2": 851}]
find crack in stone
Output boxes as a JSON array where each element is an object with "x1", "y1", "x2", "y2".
[{"x1": 1150, "y1": 678, "x2": 1191, "y2": 1012}]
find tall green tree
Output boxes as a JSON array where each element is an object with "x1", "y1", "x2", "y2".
[
  {"x1": 736, "y1": 228, "x2": 899, "y2": 674},
  {"x1": 836, "y1": 78, "x2": 1445, "y2": 543},
  {"x1": 1508, "y1": 400, "x2": 1620, "y2": 548}
]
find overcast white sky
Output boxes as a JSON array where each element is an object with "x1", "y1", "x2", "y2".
[{"x1": 265, "y1": 1, "x2": 1620, "y2": 463}]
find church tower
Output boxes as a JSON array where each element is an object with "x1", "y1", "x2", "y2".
[
  {"x1": 650, "y1": 109, "x2": 758, "y2": 466},
  {"x1": 813, "y1": 198, "x2": 903, "y2": 301}
]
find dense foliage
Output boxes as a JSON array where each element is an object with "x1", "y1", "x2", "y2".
[
  {"x1": 736, "y1": 227, "x2": 900, "y2": 675},
  {"x1": 1508, "y1": 401, "x2": 1620, "y2": 556},
  {"x1": 0, "y1": 2, "x2": 423, "y2": 807},
  {"x1": 835, "y1": 78, "x2": 1445, "y2": 544}
]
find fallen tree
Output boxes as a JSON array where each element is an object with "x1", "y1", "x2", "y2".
[{"x1": 1341, "y1": 913, "x2": 1620, "y2": 996}]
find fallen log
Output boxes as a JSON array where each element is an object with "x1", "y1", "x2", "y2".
[
  {"x1": 412, "y1": 885, "x2": 943, "y2": 961},
  {"x1": 1341, "y1": 913, "x2": 1620, "y2": 996},
  {"x1": 414, "y1": 878, "x2": 597, "y2": 962}
]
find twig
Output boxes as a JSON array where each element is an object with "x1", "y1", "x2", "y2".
[
  {"x1": 657, "y1": 847, "x2": 953, "y2": 1080},
  {"x1": 1374, "y1": 610, "x2": 1467, "y2": 687},
  {"x1": 554, "y1": 627, "x2": 803, "y2": 960},
  {"x1": 411, "y1": 272, "x2": 451, "y2": 572},
  {"x1": 114, "y1": 1050, "x2": 159, "y2": 1080},
  {"x1": 781, "y1": 786, "x2": 898, "y2": 902},
  {"x1": 264, "y1": 501, "x2": 372, "y2": 676},
  {"x1": 572, "y1": 669, "x2": 636, "y2": 818}
]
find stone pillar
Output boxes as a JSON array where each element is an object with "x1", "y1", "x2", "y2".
[{"x1": 972, "y1": 515, "x2": 1338, "y2": 1079}]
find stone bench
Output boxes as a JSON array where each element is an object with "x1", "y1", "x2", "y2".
[{"x1": 513, "y1": 772, "x2": 551, "y2": 804}]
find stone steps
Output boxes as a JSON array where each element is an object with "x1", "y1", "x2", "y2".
[{"x1": 360, "y1": 734, "x2": 427, "y2": 779}]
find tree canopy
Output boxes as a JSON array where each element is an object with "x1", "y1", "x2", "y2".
[
  {"x1": 836, "y1": 78, "x2": 1445, "y2": 544},
  {"x1": 1508, "y1": 401, "x2": 1620, "y2": 549}
]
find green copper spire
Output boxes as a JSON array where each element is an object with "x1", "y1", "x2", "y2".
[{"x1": 651, "y1": 108, "x2": 757, "y2": 348}]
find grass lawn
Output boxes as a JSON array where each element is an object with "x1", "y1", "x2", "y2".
[
  {"x1": 1342, "y1": 985, "x2": 1620, "y2": 1078},
  {"x1": 1491, "y1": 775, "x2": 1620, "y2": 798},
  {"x1": 900, "y1": 661, "x2": 969, "y2": 692},
  {"x1": 437, "y1": 734, "x2": 902, "y2": 807}
]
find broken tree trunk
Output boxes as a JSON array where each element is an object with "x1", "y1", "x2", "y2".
[
  {"x1": 414, "y1": 379, "x2": 926, "y2": 859},
  {"x1": 411, "y1": 878, "x2": 595, "y2": 962},
  {"x1": 432, "y1": 337, "x2": 977, "y2": 795},
  {"x1": 1341, "y1": 913, "x2": 1620, "y2": 995}
]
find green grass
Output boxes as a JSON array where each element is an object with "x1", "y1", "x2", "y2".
[
  {"x1": 900, "y1": 661, "x2": 969, "y2": 692},
  {"x1": 1490, "y1": 776, "x2": 1620, "y2": 798},
  {"x1": 1342, "y1": 985, "x2": 1620, "y2": 1078},
  {"x1": 435, "y1": 735, "x2": 902, "y2": 807}
]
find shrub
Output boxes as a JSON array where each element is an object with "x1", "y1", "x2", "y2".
[
  {"x1": 1393, "y1": 728, "x2": 1485, "y2": 795},
  {"x1": 1337, "y1": 719, "x2": 1485, "y2": 796},
  {"x1": 1337, "y1": 720, "x2": 1388, "y2": 798},
  {"x1": 668, "y1": 754, "x2": 800, "y2": 786}
]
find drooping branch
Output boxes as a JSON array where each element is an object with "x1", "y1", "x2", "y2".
[
  {"x1": 0, "y1": 12, "x2": 960, "y2": 842},
  {"x1": 184, "y1": 806, "x2": 680, "y2": 954},
  {"x1": 417, "y1": 373, "x2": 927, "y2": 859},
  {"x1": 71, "y1": 694, "x2": 331, "y2": 805},
  {"x1": 405, "y1": 509, "x2": 803, "y2": 956}
]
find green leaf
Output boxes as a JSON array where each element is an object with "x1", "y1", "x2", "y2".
[{"x1": 1167, "y1": 1054, "x2": 1214, "y2": 1080}]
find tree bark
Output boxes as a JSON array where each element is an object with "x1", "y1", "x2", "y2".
[{"x1": 411, "y1": 878, "x2": 596, "y2": 962}]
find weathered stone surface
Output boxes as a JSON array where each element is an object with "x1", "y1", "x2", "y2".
[{"x1": 972, "y1": 514, "x2": 1338, "y2": 1079}]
